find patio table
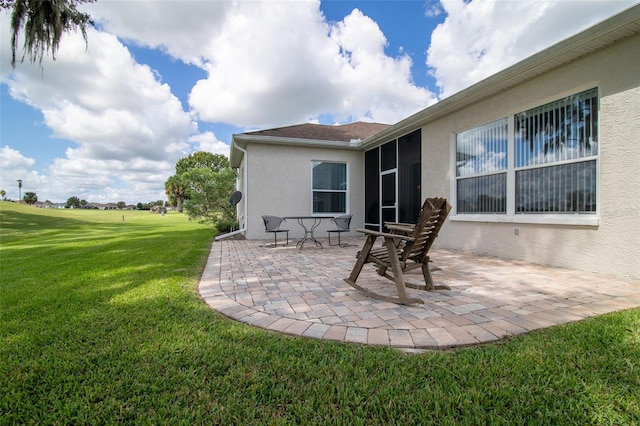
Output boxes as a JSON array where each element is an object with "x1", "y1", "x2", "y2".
[{"x1": 284, "y1": 216, "x2": 328, "y2": 249}]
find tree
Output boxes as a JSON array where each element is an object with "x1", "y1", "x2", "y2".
[
  {"x1": 176, "y1": 152, "x2": 230, "y2": 175},
  {"x1": 183, "y1": 167, "x2": 236, "y2": 227},
  {"x1": 23, "y1": 191, "x2": 37, "y2": 204},
  {"x1": 0, "y1": 189, "x2": 6, "y2": 200},
  {"x1": 136, "y1": 201, "x2": 157, "y2": 210},
  {"x1": 2, "y1": 0, "x2": 95, "y2": 68},
  {"x1": 117, "y1": 201, "x2": 125, "y2": 209},
  {"x1": 169, "y1": 152, "x2": 236, "y2": 223},
  {"x1": 164, "y1": 174, "x2": 188, "y2": 212},
  {"x1": 66, "y1": 196, "x2": 80, "y2": 208},
  {"x1": 17, "y1": 179, "x2": 22, "y2": 200}
]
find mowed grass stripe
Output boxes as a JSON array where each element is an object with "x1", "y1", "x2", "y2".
[{"x1": 1, "y1": 202, "x2": 638, "y2": 424}]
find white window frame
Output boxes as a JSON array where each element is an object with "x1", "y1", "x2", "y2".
[
  {"x1": 450, "y1": 88, "x2": 599, "y2": 226},
  {"x1": 311, "y1": 160, "x2": 348, "y2": 216}
]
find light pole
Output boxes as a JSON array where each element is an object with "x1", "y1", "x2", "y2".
[{"x1": 17, "y1": 179, "x2": 22, "y2": 201}]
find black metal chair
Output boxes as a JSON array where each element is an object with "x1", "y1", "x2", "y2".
[
  {"x1": 262, "y1": 215, "x2": 289, "y2": 247},
  {"x1": 327, "y1": 214, "x2": 352, "y2": 247}
]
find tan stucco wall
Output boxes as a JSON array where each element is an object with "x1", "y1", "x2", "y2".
[
  {"x1": 243, "y1": 143, "x2": 364, "y2": 241},
  {"x1": 421, "y1": 34, "x2": 640, "y2": 279}
]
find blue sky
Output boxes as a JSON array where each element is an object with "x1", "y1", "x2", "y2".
[{"x1": 0, "y1": 0, "x2": 635, "y2": 204}]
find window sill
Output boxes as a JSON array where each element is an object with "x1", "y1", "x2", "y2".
[{"x1": 449, "y1": 214, "x2": 599, "y2": 227}]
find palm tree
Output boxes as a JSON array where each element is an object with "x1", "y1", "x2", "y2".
[
  {"x1": 0, "y1": 189, "x2": 6, "y2": 200},
  {"x1": 17, "y1": 179, "x2": 22, "y2": 200},
  {"x1": 3, "y1": 0, "x2": 94, "y2": 68},
  {"x1": 164, "y1": 175, "x2": 188, "y2": 213}
]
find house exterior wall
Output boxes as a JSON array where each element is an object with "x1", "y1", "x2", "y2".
[
  {"x1": 419, "y1": 34, "x2": 640, "y2": 279},
  {"x1": 232, "y1": 21, "x2": 638, "y2": 279},
  {"x1": 243, "y1": 143, "x2": 365, "y2": 240}
]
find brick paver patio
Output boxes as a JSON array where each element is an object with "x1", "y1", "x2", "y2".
[{"x1": 199, "y1": 237, "x2": 640, "y2": 350}]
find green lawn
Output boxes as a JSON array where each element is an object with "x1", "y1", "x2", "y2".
[{"x1": 1, "y1": 201, "x2": 638, "y2": 424}]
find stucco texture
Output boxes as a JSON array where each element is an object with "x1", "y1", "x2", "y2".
[{"x1": 244, "y1": 143, "x2": 364, "y2": 241}]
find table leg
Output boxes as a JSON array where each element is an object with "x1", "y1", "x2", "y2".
[{"x1": 295, "y1": 218, "x2": 323, "y2": 249}]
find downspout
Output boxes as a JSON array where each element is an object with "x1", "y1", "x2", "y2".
[
  {"x1": 214, "y1": 227, "x2": 245, "y2": 240},
  {"x1": 215, "y1": 144, "x2": 248, "y2": 241}
]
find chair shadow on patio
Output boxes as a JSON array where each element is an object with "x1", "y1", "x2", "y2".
[{"x1": 199, "y1": 237, "x2": 640, "y2": 350}]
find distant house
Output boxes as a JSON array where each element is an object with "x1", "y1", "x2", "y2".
[
  {"x1": 91, "y1": 203, "x2": 118, "y2": 210},
  {"x1": 229, "y1": 5, "x2": 640, "y2": 280},
  {"x1": 34, "y1": 200, "x2": 55, "y2": 208}
]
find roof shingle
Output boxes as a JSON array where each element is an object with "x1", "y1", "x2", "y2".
[{"x1": 244, "y1": 121, "x2": 390, "y2": 142}]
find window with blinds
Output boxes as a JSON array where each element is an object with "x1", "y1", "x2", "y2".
[
  {"x1": 455, "y1": 118, "x2": 508, "y2": 213},
  {"x1": 514, "y1": 88, "x2": 598, "y2": 213},
  {"x1": 454, "y1": 88, "x2": 599, "y2": 217}
]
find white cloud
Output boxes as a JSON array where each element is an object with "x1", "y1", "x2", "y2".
[
  {"x1": 191, "y1": 2, "x2": 435, "y2": 127},
  {"x1": 188, "y1": 132, "x2": 230, "y2": 157},
  {"x1": 1, "y1": 17, "x2": 196, "y2": 203},
  {"x1": 0, "y1": 143, "x2": 168, "y2": 203},
  {"x1": 9, "y1": 30, "x2": 195, "y2": 160},
  {"x1": 91, "y1": 0, "x2": 436, "y2": 127},
  {"x1": 85, "y1": 0, "x2": 232, "y2": 66},
  {"x1": 427, "y1": 0, "x2": 637, "y2": 98},
  {"x1": 424, "y1": 0, "x2": 445, "y2": 18},
  {"x1": 45, "y1": 147, "x2": 174, "y2": 203},
  {"x1": 0, "y1": 145, "x2": 34, "y2": 170},
  {"x1": 0, "y1": 146, "x2": 47, "y2": 200}
]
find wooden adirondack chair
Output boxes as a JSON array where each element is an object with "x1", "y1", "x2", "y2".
[{"x1": 344, "y1": 197, "x2": 451, "y2": 304}]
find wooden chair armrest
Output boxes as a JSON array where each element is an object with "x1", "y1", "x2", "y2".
[
  {"x1": 384, "y1": 223, "x2": 416, "y2": 233},
  {"x1": 384, "y1": 222, "x2": 415, "y2": 227},
  {"x1": 356, "y1": 228, "x2": 416, "y2": 241}
]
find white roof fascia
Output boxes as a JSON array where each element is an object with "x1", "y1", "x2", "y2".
[{"x1": 230, "y1": 134, "x2": 361, "y2": 167}]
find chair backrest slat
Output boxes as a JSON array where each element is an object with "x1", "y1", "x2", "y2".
[{"x1": 399, "y1": 198, "x2": 451, "y2": 263}]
